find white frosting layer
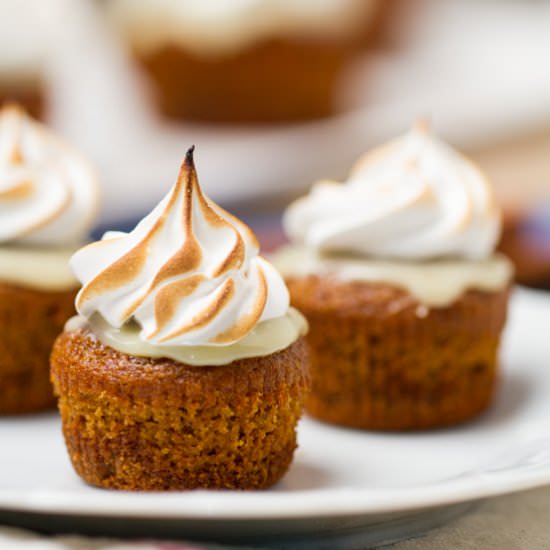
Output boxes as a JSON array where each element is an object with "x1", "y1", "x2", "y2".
[
  {"x1": 72, "y1": 148, "x2": 293, "y2": 348},
  {"x1": 0, "y1": 0, "x2": 63, "y2": 81},
  {"x1": 284, "y1": 122, "x2": 501, "y2": 261},
  {"x1": 66, "y1": 307, "x2": 307, "y2": 366},
  {"x1": 0, "y1": 245, "x2": 77, "y2": 290},
  {"x1": 273, "y1": 245, "x2": 513, "y2": 307},
  {"x1": 0, "y1": 105, "x2": 99, "y2": 246},
  {"x1": 108, "y1": 0, "x2": 378, "y2": 56}
]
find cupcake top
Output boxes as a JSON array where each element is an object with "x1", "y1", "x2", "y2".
[
  {"x1": 276, "y1": 122, "x2": 513, "y2": 307},
  {"x1": 285, "y1": 121, "x2": 501, "y2": 262},
  {"x1": 70, "y1": 148, "x2": 305, "y2": 362},
  {"x1": 108, "y1": 0, "x2": 378, "y2": 56},
  {"x1": 0, "y1": 104, "x2": 99, "y2": 247}
]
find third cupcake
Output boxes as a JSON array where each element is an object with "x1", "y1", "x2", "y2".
[
  {"x1": 273, "y1": 121, "x2": 513, "y2": 430},
  {"x1": 0, "y1": 104, "x2": 98, "y2": 414}
]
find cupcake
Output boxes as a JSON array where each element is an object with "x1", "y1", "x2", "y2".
[
  {"x1": 0, "y1": 104, "x2": 99, "y2": 414},
  {"x1": 105, "y1": 0, "x2": 383, "y2": 123},
  {"x1": 273, "y1": 121, "x2": 513, "y2": 430},
  {"x1": 51, "y1": 147, "x2": 309, "y2": 490}
]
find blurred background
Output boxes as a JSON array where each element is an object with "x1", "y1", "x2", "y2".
[{"x1": 1, "y1": 0, "x2": 550, "y2": 286}]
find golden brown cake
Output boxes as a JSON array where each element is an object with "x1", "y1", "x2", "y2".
[
  {"x1": 274, "y1": 122, "x2": 513, "y2": 430},
  {"x1": 285, "y1": 276, "x2": 509, "y2": 430},
  {"x1": 51, "y1": 148, "x2": 309, "y2": 490},
  {"x1": 136, "y1": 39, "x2": 359, "y2": 123},
  {"x1": 51, "y1": 329, "x2": 309, "y2": 490},
  {"x1": 0, "y1": 105, "x2": 99, "y2": 414},
  {"x1": 106, "y1": 0, "x2": 384, "y2": 123},
  {"x1": 0, "y1": 282, "x2": 75, "y2": 414}
]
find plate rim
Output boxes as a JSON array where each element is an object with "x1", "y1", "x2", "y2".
[{"x1": 0, "y1": 469, "x2": 549, "y2": 520}]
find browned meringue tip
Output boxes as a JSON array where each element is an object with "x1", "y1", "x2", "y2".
[
  {"x1": 178, "y1": 145, "x2": 199, "y2": 192},
  {"x1": 184, "y1": 145, "x2": 196, "y2": 166}
]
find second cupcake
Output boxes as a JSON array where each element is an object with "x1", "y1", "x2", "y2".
[
  {"x1": 274, "y1": 122, "x2": 513, "y2": 431},
  {"x1": 51, "y1": 148, "x2": 309, "y2": 490},
  {"x1": 0, "y1": 104, "x2": 98, "y2": 414}
]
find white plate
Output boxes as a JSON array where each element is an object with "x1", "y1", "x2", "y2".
[{"x1": 1, "y1": 287, "x2": 550, "y2": 547}]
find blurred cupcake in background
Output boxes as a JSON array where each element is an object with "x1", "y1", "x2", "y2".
[
  {"x1": 273, "y1": 121, "x2": 513, "y2": 430},
  {"x1": 0, "y1": 104, "x2": 99, "y2": 414},
  {"x1": 0, "y1": 0, "x2": 63, "y2": 119},
  {"x1": 104, "y1": 0, "x2": 385, "y2": 123}
]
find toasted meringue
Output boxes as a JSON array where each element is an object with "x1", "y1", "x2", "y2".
[
  {"x1": 284, "y1": 121, "x2": 501, "y2": 261},
  {"x1": 0, "y1": 104, "x2": 99, "y2": 246},
  {"x1": 72, "y1": 147, "x2": 294, "y2": 348}
]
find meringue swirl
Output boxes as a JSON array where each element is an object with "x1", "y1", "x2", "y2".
[
  {"x1": 0, "y1": 104, "x2": 99, "y2": 246},
  {"x1": 284, "y1": 121, "x2": 501, "y2": 260},
  {"x1": 72, "y1": 147, "x2": 291, "y2": 347}
]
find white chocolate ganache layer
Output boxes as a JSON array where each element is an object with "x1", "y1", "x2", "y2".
[
  {"x1": 66, "y1": 307, "x2": 307, "y2": 366},
  {"x1": 108, "y1": 0, "x2": 379, "y2": 57},
  {"x1": 0, "y1": 246, "x2": 78, "y2": 291},
  {"x1": 70, "y1": 147, "x2": 306, "y2": 363},
  {"x1": 272, "y1": 245, "x2": 513, "y2": 308}
]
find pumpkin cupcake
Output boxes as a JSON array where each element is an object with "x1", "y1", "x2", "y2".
[
  {"x1": 51, "y1": 147, "x2": 309, "y2": 490},
  {"x1": 105, "y1": 0, "x2": 384, "y2": 123},
  {"x1": 273, "y1": 121, "x2": 513, "y2": 430},
  {"x1": 0, "y1": 104, "x2": 98, "y2": 414}
]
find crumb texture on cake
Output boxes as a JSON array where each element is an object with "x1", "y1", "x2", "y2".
[
  {"x1": 0, "y1": 282, "x2": 75, "y2": 414},
  {"x1": 51, "y1": 330, "x2": 310, "y2": 490},
  {"x1": 286, "y1": 275, "x2": 509, "y2": 430}
]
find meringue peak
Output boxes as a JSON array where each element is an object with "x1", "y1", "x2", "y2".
[
  {"x1": 72, "y1": 150, "x2": 289, "y2": 347},
  {"x1": 174, "y1": 149, "x2": 255, "y2": 276},
  {"x1": 184, "y1": 144, "x2": 196, "y2": 165}
]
